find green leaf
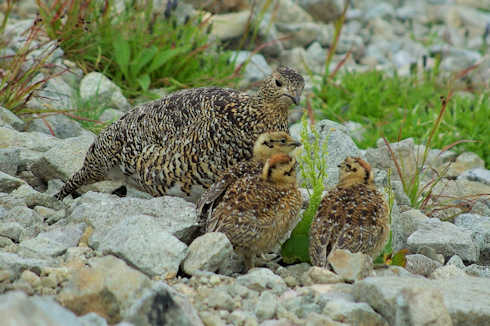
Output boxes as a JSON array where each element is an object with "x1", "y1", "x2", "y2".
[
  {"x1": 147, "y1": 46, "x2": 189, "y2": 74},
  {"x1": 136, "y1": 74, "x2": 151, "y2": 91},
  {"x1": 113, "y1": 38, "x2": 130, "y2": 78},
  {"x1": 130, "y1": 46, "x2": 158, "y2": 77},
  {"x1": 280, "y1": 234, "x2": 311, "y2": 264},
  {"x1": 390, "y1": 249, "x2": 408, "y2": 267}
]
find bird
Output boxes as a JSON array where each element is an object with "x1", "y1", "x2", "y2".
[
  {"x1": 54, "y1": 66, "x2": 304, "y2": 200},
  {"x1": 309, "y1": 156, "x2": 390, "y2": 268},
  {"x1": 196, "y1": 131, "x2": 301, "y2": 227},
  {"x1": 205, "y1": 153, "x2": 302, "y2": 270}
]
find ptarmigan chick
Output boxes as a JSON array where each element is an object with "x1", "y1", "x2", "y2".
[
  {"x1": 206, "y1": 154, "x2": 302, "y2": 270},
  {"x1": 309, "y1": 157, "x2": 390, "y2": 268},
  {"x1": 196, "y1": 131, "x2": 301, "y2": 227},
  {"x1": 55, "y1": 66, "x2": 304, "y2": 200}
]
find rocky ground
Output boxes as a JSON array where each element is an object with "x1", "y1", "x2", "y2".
[{"x1": 1, "y1": 0, "x2": 489, "y2": 325}]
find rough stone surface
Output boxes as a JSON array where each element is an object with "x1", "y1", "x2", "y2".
[
  {"x1": 237, "y1": 268, "x2": 288, "y2": 294},
  {"x1": 68, "y1": 192, "x2": 198, "y2": 245},
  {"x1": 405, "y1": 254, "x2": 442, "y2": 277},
  {"x1": 96, "y1": 214, "x2": 188, "y2": 278},
  {"x1": 26, "y1": 114, "x2": 91, "y2": 139},
  {"x1": 323, "y1": 298, "x2": 388, "y2": 326},
  {"x1": 454, "y1": 213, "x2": 490, "y2": 264},
  {"x1": 31, "y1": 133, "x2": 95, "y2": 182},
  {"x1": 182, "y1": 232, "x2": 234, "y2": 276},
  {"x1": 354, "y1": 276, "x2": 490, "y2": 326},
  {"x1": 57, "y1": 255, "x2": 151, "y2": 324},
  {"x1": 0, "y1": 291, "x2": 83, "y2": 326},
  {"x1": 79, "y1": 72, "x2": 130, "y2": 111},
  {"x1": 125, "y1": 281, "x2": 203, "y2": 326},
  {"x1": 327, "y1": 249, "x2": 373, "y2": 282},
  {"x1": 19, "y1": 223, "x2": 85, "y2": 257},
  {"x1": 394, "y1": 286, "x2": 453, "y2": 326},
  {"x1": 407, "y1": 218, "x2": 479, "y2": 262},
  {"x1": 0, "y1": 127, "x2": 60, "y2": 152},
  {"x1": 0, "y1": 251, "x2": 51, "y2": 275},
  {"x1": 459, "y1": 168, "x2": 490, "y2": 185},
  {"x1": 430, "y1": 265, "x2": 467, "y2": 280},
  {"x1": 0, "y1": 105, "x2": 25, "y2": 130}
]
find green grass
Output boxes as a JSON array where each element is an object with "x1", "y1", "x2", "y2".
[
  {"x1": 312, "y1": 70, "x2": 489, "y2": 168},
  {"x1": 281, "y1": 112, "x2": 329, "y2": 264},
  {"x1": 36, "y1": 0, "x2": 239, "y2": 99}
]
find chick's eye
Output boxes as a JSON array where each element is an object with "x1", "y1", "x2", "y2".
[
  {"x1": 281, "y1": 139, "x2": 286, "y2": 143},
  {"x1": 275, "y1": 79, "x2": 282, "y2": 87}
]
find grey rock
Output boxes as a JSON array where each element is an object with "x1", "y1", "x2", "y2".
[
  {"x1": 0, "y1": 127, "x2": 60, "y2": 152},
  {"x1": 447, "y1": 152, "x2": 485, "y2": 177},
  {"x1": 0, "y1": 222, "x2": 25, "y2": 242},
  {"x1": 405, "y1": 254, "x2": 442, "y2": 277},
  {"x1": 373, "y1": 266, "x2": 419, "y2": 278},
  {"x1": 205, "y1": 288, "x2": 235, "y2": 311},
  {"x1": 125, "y1": 281, "x2": 203, "y2": 326},
  {"x1": 99, "y1": 108, "x2": 125, "y2": 123},
  {"x1": 328, "y1": 249, "x2": 373, "y2": 282},
  {"x1": 255, "y1": 291, "x2": 277, "y2": 321},
  {"x1": 364, "y1": 2, "x2": 395, "y2": 20},
  {"x1": 58, "y1": 255, "x2": 151, "y2": 324},
  {"x1": 26, "y1": 114, "x2": 91, "y2": 139},
  {"x1": 182, "y1": 232, "x2": 234, "y2": 275},
  {"x1": 391, "y1": 180, "x2": 411, "y2": 206},
  {"x1": 0, "y1": 106, "x2": 25, "y2": 130},
  {"x1": 464, "y1": 264, "x2": 490, "y2": 278},
  {"x1": 0, "y1": 251, "x2": 51, "y2": 275},
  {"x1": 79, "y1": 312, "x2": 108, "y2": 326},
  {"x1": 10, "y1": 184, "x2": 64, "y2": 210},
  {"x1": 276, "y1": 23, "x2": 332, "y2": 49},
  {"x1": 20, "y1": 223, "x2": 85, "y2": 257},
  {"x1": 323, "y1": 298, "x2": 388, "y2": 326},
  {"x1": 407, "y1": 218, "x2": 479, "y2": 262},
  {"x1": 209, "y1": 11, "x2": 249, "y2": 40},
  {"x1": 96, "y1": 214, "x2": 187, "y2": 278},
  {"x1": 0, "y1": 170, "x2": 25, "y2": 192},
  {"x1": 342, "y1": 121, "x2": 365, "y2": 142},
  {"x1": 69, "y1": 192, "x2": 198, "y2": 245},
  {"x1": 447, "y1": 255, "x2": 465, "y2": 269},
  {"x1": 232, "y1": 51, "x2": 272, "y2": 84},
  {"x1": 301, "y1": 266, "x2": 343, "y2": 285},
  {"x1": 31, "y1": 133, "x2": 95, "y2": 182},
  {"x1": 228, "y1": 310, "x2": 258, "y2": 326},
  {"x1": 237, "y1": 268, "x2": 288, "y2": 294},
  {"x1": 4, "y1": 205, "x2": 43, "y2": 228},
  {"x1": 365, "y1": 138, "x2": 417, "y2": 182},
  {"x1": 430, "y1": 265, "x2": 467, "y2": 280},
  {"x1": 0, "y1": 291, "x2": 83, "y2": 326},
  {"x1": 0, "y1": 147, "x2": 44, "y2": 178},
  {"x1": 0, "y1": 192, "x2": 27, "y2": 210},
  {"x1": 394, "y1": 286, "x2": 453, "y2": 326},
  {"x1": 80, "y1": 72, "x2": 130, "y2": 111},
  {"x1": 0, "y1": 236, "x2": 14, "y2": 247},
  {"x1": 290, "y1": 119, "x2": 363, "y2": 188},
  {"x1": 354, "y1": 276, "x2": 490, "y2": 326},
  {"x1": 27, "y1": 75, "x2": 74, "y2": 111},
  {"x1": 296, "y1": 0, "x2": 342, "y2": 23},
  {"x1": 454, "y1": 213, "x2": 490, "y2": 264},
  {"x1": 391, "y1": 209, "x2": 428, "y2": 252},
  {"x1": 459, "y1": 168, "x2": 490, "y2": 185}
]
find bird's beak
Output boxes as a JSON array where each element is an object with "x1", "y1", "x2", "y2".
[
  {"x1": 292, "y1": 141, "x2": 302, "y2": 147},
  {"x1": 294, "y1": 94, "x2": 301, "y2": 105}
]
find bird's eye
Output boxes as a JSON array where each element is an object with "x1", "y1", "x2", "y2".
[
  {"x1": 275, "y1": 79, "x2": 282, "y2": 87},
  {"x1": 280, "y1": 139, "x2": 286, "y2": 143},
  {"x1": 353, "y1": 168, "x2": 357, "y2": 172}
]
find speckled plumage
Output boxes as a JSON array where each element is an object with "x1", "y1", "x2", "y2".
[
  {"x1": 55, "y1": 66, "x2": 304, "y2": 200},
  {"x1": 196, "y1": 131, "x2": 301, "y2": 227},
  {"x1": 206, "y1": 154, "x2": 302, "y2": 270},
  {"x1": 309, "y1": 157, "x2": 390, "y2": 268}
]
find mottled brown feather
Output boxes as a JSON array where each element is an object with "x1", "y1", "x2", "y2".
[{"x1": 309, "y1": 157, "x2": 389, "y2": 267}]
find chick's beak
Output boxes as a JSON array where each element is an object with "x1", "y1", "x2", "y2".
[{"x1": 291, "y1": 141, "x2": 302, "y2": 147}]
